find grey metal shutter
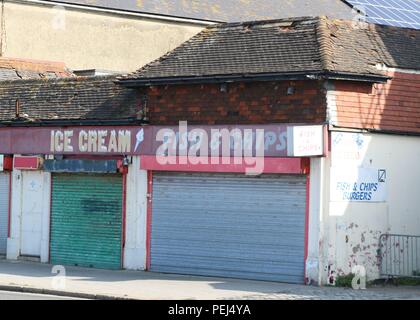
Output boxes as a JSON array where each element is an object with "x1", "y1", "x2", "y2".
[
  {"x1": 0, "y1": 173, "x2": 9, "y2": 255},
  {"x1": 151, "y1": 172, "x2": 307, "y2": 283}
]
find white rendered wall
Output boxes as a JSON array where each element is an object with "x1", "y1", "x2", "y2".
[
  {"x1": 306, "y1": 157, "x2": 327, "y2": 285},
  {"x1": 320, "y1": 131, "x2": 420, "y2": 283},
  {"x1": 123, "y1": 156, "x2": 148, "y2": 270}
]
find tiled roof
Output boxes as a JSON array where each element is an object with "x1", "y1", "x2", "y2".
[
  {"x1": 119, "y1": 16, "x2": 420, "y2": 84},
  {"x1": 323, "y1": 17, "x2": 420, "y2": 73},
  {"x1": 0, "y1": 76, "x2": 143, "y2": 123},
  {"x1": 53, "y1": 0, "x2": 355, "y2": 22},
  {"x1": 0, "y1": 57, "x2": 75, "y2": 80}
]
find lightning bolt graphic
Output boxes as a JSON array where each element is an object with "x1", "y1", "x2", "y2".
[{"x1": 134, "y1": 128, "x2": 144, "y2": 152}]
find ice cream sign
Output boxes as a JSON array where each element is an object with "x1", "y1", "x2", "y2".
[{"x1": 49, "y1": 129, "x2": 144, "y2": 153}]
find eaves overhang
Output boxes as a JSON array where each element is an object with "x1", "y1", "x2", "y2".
[
  {"x1": 118, "y1": 71, "x2": 391, "y2": 87},
  {"x1": 0, "y1": 118, "x2": 146, "y2": 127}
]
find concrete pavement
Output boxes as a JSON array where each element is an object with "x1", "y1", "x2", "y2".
[{"x1": 0, "y1": 259, "x2": 419, "y2": 300}]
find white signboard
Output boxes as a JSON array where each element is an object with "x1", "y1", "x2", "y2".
[
  {"x1": 330, "y1": 167, "x2": 387, "y2": 202},
  {"x1": 0, "y1": 155, "x2": 3, "y2": 172},
  {"x1": 331, "y1": 132, "x2": 370, "y2": 166},
  {"x1": 287, "y1": 125, "x2": 324, "y2": 157}
]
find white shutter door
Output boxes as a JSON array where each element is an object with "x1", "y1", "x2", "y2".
[{"x1": 0, "y1": 173, "x2": 9, "y2": 255}]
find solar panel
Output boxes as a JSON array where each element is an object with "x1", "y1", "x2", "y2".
[{"x1": 346, "y1": 0, "x2": 420, "y2": 29}]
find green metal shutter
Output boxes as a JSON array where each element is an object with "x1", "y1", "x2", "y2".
[{"x1": 50, "y1": 174, "x2": 123, "y2": 269}]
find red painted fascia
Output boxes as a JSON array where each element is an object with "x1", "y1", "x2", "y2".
[
  {"x1": 13, "y1": 156, "x2": 42, "y2": 170},
  {"x1": 304, "y1": 174, "x2": 311, "y2": 284},
  {"x1": 2, "y1": 156, "x2": 13, "y2": 171},
  {"x1": 139, "y1": 156, "x2": 306, "y2": 174}
]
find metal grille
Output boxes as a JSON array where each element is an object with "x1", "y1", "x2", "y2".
[
  {"x1": 50, "y1": 173, "x2": 123, "y2": 269},
  {"x1": 151, "y1": 172, "x2": 307, "y2": 283},
  {"x1": 379, "y1": 234, "x2": 420, "y2": 279},
  {"x1": 0, "y1": 173, "x2": 9, "y2": 255}
]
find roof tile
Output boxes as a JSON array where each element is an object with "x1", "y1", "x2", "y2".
[
  {"x1": 0, "y1": 76, "x2": 142, "y2": 123},
  {"x1": 0, "y1": 57, "x2": 75, "y2": 80},
  {"x1": 119, "y1": 16, "x2": 420, "y2": 83}
]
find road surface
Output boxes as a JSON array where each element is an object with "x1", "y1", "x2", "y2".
[{"x1": 0, "y1": 290, "x2": 85, "y2": 300}]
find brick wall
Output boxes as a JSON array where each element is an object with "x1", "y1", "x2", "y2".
[
  {"x1": 142, "y1": 80, "x2": 327, "y2": 125},
  {"x1": 331, "y1": 72, "x2": 420, "y2": 134}
]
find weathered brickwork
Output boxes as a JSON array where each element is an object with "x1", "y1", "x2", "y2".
[
  {"x1": 142, "y1": 80, "x2": 327, "y2": 125},
  {"x1": 332, "y1": 72, "x2": 420, "y2": 134}
]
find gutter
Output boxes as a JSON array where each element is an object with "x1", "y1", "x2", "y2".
[
  {"x1": 0, "y1": 118, "x2": 146, "y2": 127},
  {"x1": 9, "y1": 0, "x2": 217, "y2": 26},
  {"x1": 118, "y1": 72, "x2": 391, "y2": 87},
  {"x1": 331, "y1": 124, "x2": 420, "y2": 138},
  {"x1": 321, "y1": 71, "x2": 391, "y2": 83},
  {"x1": 340, "y1": 0, "x2": 362, "y2": 12}
]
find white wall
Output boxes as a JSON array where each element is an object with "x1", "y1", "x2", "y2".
[
  {"x1": 306, "y1": 157, "x2": 326, "y2": 285},
  {"x1": 7, "y1": 169, "x2": 51, "y2": 263},
  {"x1": 319, "y1": 131, "x2": 420, "y2": 283},
  {"x1": 123, "y1": 156, "x2": 148, "y2": 270},
  {"x1": 0, "y1": 172, "x2": 10, "y2": 255}
]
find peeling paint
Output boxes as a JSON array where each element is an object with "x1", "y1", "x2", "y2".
[{"x1": 352, "y1": 244, "x2": 361, "y2": 254}]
